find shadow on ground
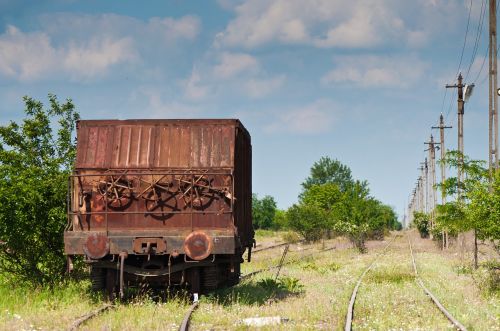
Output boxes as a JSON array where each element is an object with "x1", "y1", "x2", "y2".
[{"x1": 203, "y1": 277, "x2": 303, "y2": 306}]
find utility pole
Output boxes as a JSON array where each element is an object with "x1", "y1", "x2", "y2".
[
  {"x1": 424, "y1": 158, "x2": 429, "y2": 214},
  {"x1": 489, "y1": 0, "x2": 499, "y2": 177},
  {"x1": 446, "y1": 73, "x2": 474, "y2": 257},
  {"x1": 432, "y1": 114, "x2": 452, "y2": 249},
  {"x1": 446, "y1": 73, "x2": 469, "y2": 200},
  {"x1": 425, "y1": 136, "x2": 440, "y2": 240}
]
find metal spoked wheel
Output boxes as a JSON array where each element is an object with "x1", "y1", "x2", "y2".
[{"x1": 97, "y1": 176, "x2": 133, "y2": 209}]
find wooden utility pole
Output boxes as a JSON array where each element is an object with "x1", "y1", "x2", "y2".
[
  {"x1": 432, "y1": 114, "x2": 452, "y2": 249},
  {"x1": 446, "y1": 73, "x2": 473, "y2": 256},
  {"x1": 425, "y1": 136, "x2": 440, "y2": 239},
  {"x1": 425, "y1": 158, "x2": 429, "y2": 214},
  {"x1": 489, "y1": 0, "x2": 499, "y2": 176},
  {"x1": 446, "y1": 73, "x2": 466, "y2": 200}
]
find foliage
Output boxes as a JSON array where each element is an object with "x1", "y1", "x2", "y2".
[
  {"x1": 0, "y1": 95, "x2": 79, "y2": 285},
  {"x1": 256, "y1": 276, "x2": 303, "y2": 294},
  {"x1": 301, "y1": 156, "x2": 353, "y2": 192},
  {"x1": 252, "y1": 194, "x2": 278, "y2": 229},
  {"x1": 474, "y1": 260, "x2": 499, "y2": 296},
  {"x1": 435, "y1": 151, "x2": 499, "y2": 248},
  {"x1": 300, "y1": 261, "x2": 341, "y2": 274},
  {"x1": 286, "y1": 204, "x2": 329, "y2": 242},
  {"x1": 413, "y1": 211, "x2": 430, "y2": 238},
  {"x1": 272, "y1": 209, "x2": 288, "y2": 230},
  {"x1": 290, "y1": 157, "x2": 398, "y2": 251}
]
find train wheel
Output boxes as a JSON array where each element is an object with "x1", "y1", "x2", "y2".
[
  {"x1": 187, "y1": 267, "x2": 201, "y2": 297},
  {"x1": 90, "y1": 266, "x2": 106, "y2": 291},
  {"x1": 105, "y1": 268, "x2": 118, "y2": 300}
]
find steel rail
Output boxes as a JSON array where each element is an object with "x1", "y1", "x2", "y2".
[
  {"x1": 241, "y1": 246, "x2": 336, "y2": 281},
  {"x1": 407, "y1": 232, "x2": 468, "y2": 331},
  {"x1": 179, "y1": 301, "x2": 199, "y2": 331},
  {"x1": 344, "y1": 235, "x2": 398, "y2": 331},
  {"x1": 253, "y1": 240, "x2": 306, "y2": 253},
  {"x1": 67, "y1": 304, "x2": 115, "y2": 331}
]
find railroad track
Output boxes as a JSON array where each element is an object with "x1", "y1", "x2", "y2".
[
  {"x1": 179, "y1": 243, "x2": 335, "y2": 330},
  {"x1": 407, "y1": 232, "x2": 467, "y2": 331},
  {"x1": 344, "y1": 235, "x2": 398, "y2": 331},
  {"x1": 241, "y1": 245, "x2": 336, "y2": 280},
  {"x1": 179, "y1": 301, "x2": 199, "y2": 331},
  {"x1": 253, "y1": 240, "x2": 305, "y2": 253},
  {"x1": 67, "y1": 303, "x2": 115, "y2": 331},
  {"x1": 344, "y1": 233, "x2": 468, "y2": 331},
  {"x1": 67, "y1": 242, "x2": 338, "y2": 331}
]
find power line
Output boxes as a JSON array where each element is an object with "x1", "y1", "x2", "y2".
[
  {"x1": 456, "y1": 0, "x2": 474, "y2": 77},
  {"x1": 472, "y1": 44, "x2": 489, "y2": 83},
  {"x1": 465, "y1": 0, "x2": 487, "y2": 80}
]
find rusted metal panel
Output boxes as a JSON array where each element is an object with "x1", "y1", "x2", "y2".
[{"x1": 76, "y1": 120, "x2": 239, "y2": 170}]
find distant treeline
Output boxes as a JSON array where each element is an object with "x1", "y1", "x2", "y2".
[{"x1": 253, "y1": 156, "x2": 401, "y2": 252}]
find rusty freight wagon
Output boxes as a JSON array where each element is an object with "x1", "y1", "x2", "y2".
[{"x1": 64, "y1": 119, "x2": 253, "y2": 297}]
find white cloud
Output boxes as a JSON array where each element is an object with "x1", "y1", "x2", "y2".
[
  {"x1": 213, "y1": 52, "x2": 259, "y2": 79},
  {"x1": 244, "y1": 75, "x2": 285, "y2": 98},
  {"x1": 0, "y1": 14, "x2": 201, "y2": 81},
  {"x1": 215, "y1": 0, "x2": 461, "y2": 49},
  {"x1": 265, "y1": 99, "x2": 335, "y2": 134},
  {"x1": 0, "y1": 26, "x2": 57, "y2": 80},
  {"x1": 141, "y1": 88, "x2": 200, "y2": 118},
  {"x1": 322, "y1": 55, "x2": 427, "y2": 88},
  {"x1": 182, "y1": 51, "x2": 285, "y2": 100},
  {"x1": 0, "y1": 25, "x2": 137, "y2": 81},
  {"x1": 64, "y1": 37, "x2": 137, "y2": 79},
  {"x1": 39, "y1": 13, "x2": 201, "y2": 43},
  {"x1": 182, "y1": 68, "x2": 210, "y2": 100}
]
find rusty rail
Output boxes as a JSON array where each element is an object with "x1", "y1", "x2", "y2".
[
  {"x1": 407, "y1": 232, "x2": 467, "y2": 331},
  {"x1": 67, "y1": 304, "x2": 115, "y2": 331},
  {"x1": 179, "y1": 301, "x2": 199, "y2": 331},
  {"x1": 253, "y1": 240, "x2": 305, "y2": 253},
  {"x1": 344, "y1": 235, "x2": 398, "y2": 331},
  {"x1": 241, "y1": 245, "x2": 336, "y2": 280}
]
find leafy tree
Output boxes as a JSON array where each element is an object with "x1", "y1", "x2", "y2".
[
  {"x1": 301, "y1": 156, "x2": 353, "y2": 192},
  {"x1": 435, "y1": 150, "x2": 500, "y2": 265},
  {"x1": 252, "y1": 194, "x2": 277, "y2": 229},
  {"x1": 272, "y1": 209, "x2": 288, "y2": 230},
  {"x1": 336, "y1": 180, "x2": 372, "y2": 252},
  {"x1": 464, "y1": 171, "x2": 500, "y2": 254},
  {"x1": 297, "y1": 157, "x2": 398, "y2": 252},
  {"x1": 300, "y1": 183, "x2": 343, "y2": 210},
  {"x1": 286, "y1": 204, "x2": 329, "y2": 242},
  {"x1": 0, "y1": 95, "x2": 79, "y2": 285}
]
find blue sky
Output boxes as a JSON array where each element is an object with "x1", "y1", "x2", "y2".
[{"x1": 0, "y1": 0, "x2": 494, "y2": 219}]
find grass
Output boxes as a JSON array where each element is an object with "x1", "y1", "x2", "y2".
[
  {"x1": 0, "y1": 232, "x2": 497, "y2": 330},
  {"x1": 411, "y1": 233, "x2": 500, "y2": 330}
]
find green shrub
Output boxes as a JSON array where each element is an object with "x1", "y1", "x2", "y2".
[
  {"x1": 413, "y1": 211, "x2": 430, "y2": 238},
  {"x1": 278, "y1": 276, "x2": 303, "y2": 293},
  {"x1": 475, "y1": 261, "x2": 499, "y2": 296},
  {"x1": 300, "y1": 261, "x2": 341, "y2": 275}
]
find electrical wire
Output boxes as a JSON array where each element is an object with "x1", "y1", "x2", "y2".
[
  {"x1": 465, "y1": 0, "x2": 486, "y2": 80},
  {"x1": 456, "y1": 0, "x2": 474, "y2": 77},
  {"x1": 440, "y1": 0, "x2": 474, "y2": 120}
]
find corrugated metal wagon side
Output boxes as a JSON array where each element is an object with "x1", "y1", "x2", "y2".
[{"x1": 64, "y1": 119, "x2": 253, "y2": 297}]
